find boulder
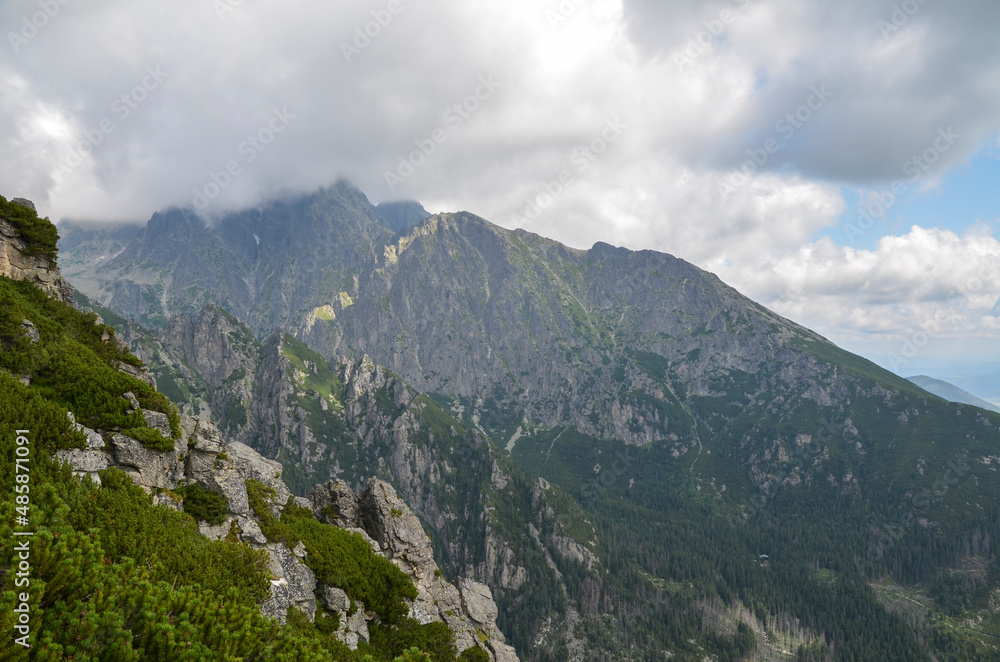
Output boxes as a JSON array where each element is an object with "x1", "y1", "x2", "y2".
[
  {"x1": 320, "y1": 585, "x2": 370, "y2": 649},
  {"x1": 198, "y1": 516, "x2": 235, "y2": 541},
  {"x1": 66, "y1": 411, "x2": 105, "y2": 449},
  {"x1": 235, "y1": 515, "x2": 268, "y2": 545},
  {"x1": 308, "y1": 479, "x2": 360, "y2": 526},
  {"x1": 189, "y1": 419, "x2": 224, "y2": 453},
  {"x1": 152, "y1": 491, "x2": 183, "y2": 512},
  {"x1": 115, "y1": 361, "x2": 158, "y2": 389},
  {"x1": 457, "y1": 578, "x2": 499, "y2": 630},
  {"x1": 267, "y1": 542, "x2": 317, "y2": 621},
  {"x1": 108, "y1": 433, "x2": 181, "y2": 489},
  {"x1": 142, "y1": 409, "x2": 173, "y2": 437},
  {"x1": 358, "y1": 479, "x2": 436, "y2": 572},
  {"x1": 55, "y1": 449, "x2": 110, "y2": 484},
  {"x1": 355, "y1": 479, "x2": 517, "y2": 661},
  {"x1": 20, "y1": 319, "x2": 39, "y2": 343},
  {"x1": 200, "y1": 467, "x2": 250, "y2": 516},
  {"x1": 262, "y1": 579, "x2": 290, "y2": 625},
  {"x1": 122, "y1": 391, "x2": 141, "y2": 411},
  {"x1": 227, "y1": 442, "x2": 291, "y2": 505}
]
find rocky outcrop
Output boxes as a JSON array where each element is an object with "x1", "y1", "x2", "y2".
[
  {"x1": 0, "y1": 201, "x2": 74, "y2": 303},
  {"x1": 56, "y1": 406, "x2": 519, "y2": 661},
  {"x1": 310, "y1": 478, "x2": 519, "y2": 661},
  {"x1": 113, "y1": 311, "x2": 534, "y2": 658},
  {"x1": 319, "y1": 585, "x2": 370, "y2": 649},
  {"x1": 264, "y1": 542, "x2": 317, "y2": 624}
]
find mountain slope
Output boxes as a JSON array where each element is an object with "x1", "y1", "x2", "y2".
[
  {"x1": 908, "y1": 375, "x2": 1000, "y2": 414},
  {"x1": 1, "y1": 197, "x2": 511, "y2": 662},
  {"x1": 60, "y1": 183, "x2": 1000, "y2": 661}
]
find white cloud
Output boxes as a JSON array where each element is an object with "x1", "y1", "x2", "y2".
[
  {"x1": 2, "y1": 0, "x2": 1000, "y2": 369},
  {"x1": 731, "y1": 226, "x2": 1000, "y2": 364}
]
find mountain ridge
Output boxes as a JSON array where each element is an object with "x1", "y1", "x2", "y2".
[
  {"x1": 59, "y1": 182, "x2": 1000, "y2": 661},
  {"x1": 907, "y1": 374, "x2": 1000, "y2": 414},
  {"x1": 1, "y1": 193, "x2": 514, "y2": 662}
]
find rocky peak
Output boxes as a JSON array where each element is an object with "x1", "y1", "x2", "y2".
[{"x1": 0, "y1": 197, "x2": 74, "y2": 303}]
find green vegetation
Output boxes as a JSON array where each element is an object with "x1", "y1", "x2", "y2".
[
  {"x1": 509, "y1": 390, "x2": 1000, "y2": 660},
  {"x1": 280, "y1": 333, "x2": 344, "y2": 406},
  {"x1": 247, "y1": 479, "x2": 419, "y2": 624},
  {"x1": 0, "y1": 194, "x2": 59, "y2": 262},
  {"x1": 1, "y1": 275, "x2": 179, "y2": 449},
  {"x1": 0, "y1": 240, "x2": 479, "y2": 660},
  {"x1": 457, "y1": 647, "x2": 490, "y2": 662},
  {"x1": 176, "y1": 482, "x2": 230, "y2": 525}
]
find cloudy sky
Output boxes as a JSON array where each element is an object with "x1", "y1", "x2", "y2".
[{"x1": 2, "y1": 0, "x2": 999, "y2": 397}]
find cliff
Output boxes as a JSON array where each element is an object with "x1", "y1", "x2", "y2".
[
  {"x1": 56, "y1": 409, "x2": 517, "y2": 660},
  {"x1": 0, "y1": 193, "x2": 517, "y2": 661},
  {"x1": 0, "y1": 197, "x2": 73, "y2": 304}
]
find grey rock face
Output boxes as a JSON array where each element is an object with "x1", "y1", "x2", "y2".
[
  {"x1": 152, "y1": 491, "x2": 183, "y2": 512},
  {"x1": 261, "y1": 579, "x2": 290, "y2": 625},
  {"x1": 55, "y1": 449, "x2": 110, "y2": 484},
  {"x1": 66, "y1": 411, "x2": 105, "y2": 449},
  {"x1": 309, "y1": 479, "x2": 360, "y2": 526},
  {"x1": 122, "y1": 392, "x2": 141, "y2": 411},
  {"x1": 226, "y1": 441, "x2": 291, "y2": 506},
  {"x1": 142, "y1": 409, "x2": 172, "y2": 437},
  {"x1": 198, "y1": 517, "x2": 235, "y2": 541},
  {"x1": 11, "y1": 198, "x2": 35, "y2": 211},
  {"x1": 0, "y1": 215, "x2": 74, "y2": 303},
  {"x1": 234, "y1": 515, "x2": 268, "y2": 545},
  {"x1": 319, "y1": 586, "x2": 370, "y2": 649},
  {"x1": 20, "y1": 319, "x2": 39, "y2": 343},
  {"x1": 108, "y1": 433, "x2": 181, "y2": 489},
  {"x1": 115, "y1": 361, "x2": 157, "y2": 389},
  {"x1": 190, "y1": 420, "x2": 224, "y2": 453},
  {"x1": 202, "y1": 466, "x2": 250, "y2": 517},
  {"x1": 320, "y1": 585, "x2": 350, "y2": 613},
  {"x1": 267, "y1": 542, "x2": 317, "y2": 621},
  {"x1": 351, "y1": 479, "x2": 517, "y2": 661},
  {"x1": 457, "y1": 577, "x2": 499, "y2": 629}
]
